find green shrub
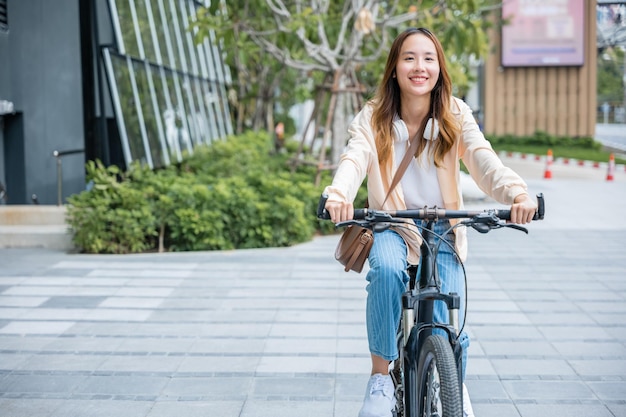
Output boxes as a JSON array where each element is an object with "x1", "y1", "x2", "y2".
[{"x1": 66, "y1": 132, "x2": 334, "y2": 254}]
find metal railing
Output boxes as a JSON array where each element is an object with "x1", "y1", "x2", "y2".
[{"x1": 52, "y1": 149, "x2": 84, "y2": 206}]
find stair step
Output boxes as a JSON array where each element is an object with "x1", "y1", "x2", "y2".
[
  {"x1": 0, "y1": 206, "x2": 74, "y2": 250},
  {"x1": 0, "y1": 205, "x2": 67, "y2": 226}
]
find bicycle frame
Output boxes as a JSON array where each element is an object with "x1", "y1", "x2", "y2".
[{"x1": 399, "y1": 220, "x2": 464, "y2": 416}]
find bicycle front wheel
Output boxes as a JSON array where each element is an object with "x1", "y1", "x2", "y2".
[{"x1": 417, "y1": 334, "x2": 462, "y2": 417}]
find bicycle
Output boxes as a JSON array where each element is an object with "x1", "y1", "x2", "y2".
[{"x1": 317, "y1": 193, "x2": 545, "y2": 417}]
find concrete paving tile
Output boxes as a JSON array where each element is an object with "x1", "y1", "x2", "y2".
[
  {"x1": 117, "y1": 337, "x2": 195, "y2": 353},
  {"x1": 480, "y1": 340, "x2": 559, "y2": 356},
  {"x1": 263, "y1": 338, "x2": 336, "y2": 354},
  {"x1": 177, "y1": 355, "x2": 260, "y2": 374},
  {"x1": 17, "y1": 353, "x2": 108, "y2": 372},
  {"x1": 268, "y1": 324, "x2": 337, "y2": 338},
  {"x1": 21, "y1": 308, "x2": 95, "y2": 321},
  {"x1": 99, "y1": 297, "x2": 164, "y2": 308},
  {"x1": 491, "y1": 359, "x2": 576, "y2": 376},
  {"x1": 516, "y1": 404, "x2": 616, "y2": 417},
  {"x1": 146, "y1": 401, "x2": 243, "y2": 417},
  {"x1": 335, "y1": 356, "x2": 370, "y2": 375},
  {"x1": 252, "y1": 376, "x2": 333, "y2": 397},
  {"x1": 0, "y1": 321, "x2": 76, "y2": 335},
  {"x1": 606, "y1": 404, "x2": 626, "y2": 417},
  {"x1": 0, "y1": 296, "x2": 49, "y2": 307},
  {"x1": 40, "y1": 296, "x2": 106, "y2": 308},
  {"x1": 334, "y1": 401, "x2": 363, "y2": 417},
  {"x1": 551, "y1": 341, "x2": 626, "y2": 357},
  {"x1": 586, "y1": 381, "x2": 626, "y2": 401},
  {"x1": 50, "y1": 400, "x2": 154, "y2": 417},
  {"x1": 0, "y1": 308, "x2": 28, "y2": 319},
  {"x1": 256, "y1": 356, "x2": 335, "y2": 374},
  {"x1": 335, "y1": 375, "x2": 368, "y2": 399},
  {"x1": 42, "y1": 336, "x2": 123, "y2": 352},
  {"x1": 470, "y1": 300, "x2": 520, "y2": 312},
  {"x1": 0, "y1": 374, "x2": 88, "y2": 394},
  {"x1": 0, "y1": 399, "x2": 64, "y2": 417},
  {"x1": 466, "y1": 358, "x2": 497, "y2": 376},
  {"x1": 0, "y1": 336, "x2": 56, "y2": 351},
  {"x1": 240, "y1": 400, "x2": 334, "y2": 417},
  {"x1": 0, "y1": 353, "x2": 32, "y2": 369},
  {"x1": 189, "y1": 337, "x2": 265, "y2": 354},
  {"x1": 471, "y1": 403, "x2": 521, "y2": 417},
  {"x1": 537, "y1": 326, "x2": 613, "y2": 341},
  {"x1": 97, "y1": 355, "x2": 184, "y2": 373},
  {"x1": 464, "y1": 379, "x2": 508, "y2": 400},
  {"x1": 568, "y1": 359, "x2": 626, "y2": 376},
  {"x1": 336, "y1": 338, "x2": 369, "y2": 354},
  {"x1": 273, "y1": 310, "x2": 339, "y2": 324},
  {"x1": 75, "y1": 375, "x2": 168, "y2": 396},
  {"x1": 525, "y1": 313, "x2": 597, "y2": 326},
  {"x1": 470, "y1": 325, "x2": 544, "y2": 340},
  {"x1": 163, "y1": 376, "x2": 251, "y2": 398},
  {"x1": 115, "y1": 288, "x2": 174, "y2": 297},
  {"x1": 502, "y1": 380, "x2": 595, "y2": 400}
]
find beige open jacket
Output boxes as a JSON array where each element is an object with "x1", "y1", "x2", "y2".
[{"x1": 323, "y1": 97, "x2": 529, "y2": 264}]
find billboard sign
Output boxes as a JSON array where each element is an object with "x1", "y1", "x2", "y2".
[{"x1": 501, "y1": 0, "x2": 585, "y2": 67}]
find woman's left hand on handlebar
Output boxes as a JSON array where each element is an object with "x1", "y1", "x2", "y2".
[{"x1": 510, "y1": 194, "x2": 538, "y2": 224}]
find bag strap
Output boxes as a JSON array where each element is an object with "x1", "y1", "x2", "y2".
[{"x1": 382, "y1": 124, "x2": 423, "y2": 206}]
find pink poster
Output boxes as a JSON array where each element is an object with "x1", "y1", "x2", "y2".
[{"x1": 501, "y1": 0, "x2": 585, "y2": 67}]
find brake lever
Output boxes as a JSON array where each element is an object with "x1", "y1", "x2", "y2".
[
  {"x1": 503, "y1": 223, "x2": 529, "y2": 234},
  {"x1": 336, "y1": 220, "x2": 370, "y2": 229}
]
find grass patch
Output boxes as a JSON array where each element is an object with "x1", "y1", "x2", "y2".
[{"x1": 486, "y1": 132, "x2": 626, "y2": 165}]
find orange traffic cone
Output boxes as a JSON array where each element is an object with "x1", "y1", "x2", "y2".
[
  {"x1": 544, "y1": 149, "x2": 553, "y2": 179},
  {"x1": 607, "y1": 153, "x2": 615, "y2": 181}
]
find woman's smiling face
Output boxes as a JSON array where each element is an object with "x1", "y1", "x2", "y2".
[{"x1": 395, "y1": 33, "x2": 440, "y2": 100}]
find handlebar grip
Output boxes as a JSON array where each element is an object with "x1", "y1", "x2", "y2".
[
  {"x1": 534, "y1": 193, "x2": 545, "y2": 220},
  {"x1": 317, "y1": 193, "x2": 330, "y2": 219},
  {"x1": 317, "y1": 193, "x2": 368, "y2": 221}
]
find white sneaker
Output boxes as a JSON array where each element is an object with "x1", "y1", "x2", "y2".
[
  {"x1": 462, "y1": 383, "x2": 475, "y2": 417},
  {"x1": 358, "y1": 373, "x2": 395, "y2": 417}
]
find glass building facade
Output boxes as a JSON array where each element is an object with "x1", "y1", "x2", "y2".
[{"x1": 104, "y1": 0, "x2": 232, "y2": 169}]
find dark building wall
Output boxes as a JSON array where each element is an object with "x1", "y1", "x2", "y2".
[
  {"x1": 0, "y1": 28, "x2": 10, "y2": 193},
  {"x1": 3, "y1": 0, "x2": 85, "y2": 204}
]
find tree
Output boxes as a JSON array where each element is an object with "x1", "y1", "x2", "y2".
[{"x1": 194, "y1": 0, "x2": 498, "y2": 172}]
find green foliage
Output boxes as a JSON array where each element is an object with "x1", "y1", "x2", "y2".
[
  {"x1": 486, "y1": 131, "x2": 602, "y2": 150},
  {"x1": 597, "y1": 47, "x2": 625, "y2": 105},
  {"x1": 66, "y1": 133, "x2": 331, "y2": 254},
  {"x1": 67, "y1": 161, "x2": 157, "y2": 254}
]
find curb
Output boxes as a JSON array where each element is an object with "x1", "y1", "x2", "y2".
[{"x1": 497, "y1": 151, "x2": 626, "y2": 172}]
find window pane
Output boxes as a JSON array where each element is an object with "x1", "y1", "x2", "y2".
[
  {"x1": 113, "y1": 0, "x2": 140, "y2": 57},
  {"x1": 110, "y1": 54, "x2": 147, "y2": 164},
  {"x1": 161, "y1": 0, "x2": 182, "y2": 70},
  {"x1": 163, "y1": 68, "x2": 193, "y2": 155},
  {"x1": 133, "y1": 61, "x2": 167, "y2": 167},
  {"x1": 149, "y1": 0, "x2": 169, "y2": 66},
  {"x1": 153, "y1": 68, "x2": 181, "y2": 162},
  {"x1": 133, "y1": 0, "x2": 156, "y2": 62}
]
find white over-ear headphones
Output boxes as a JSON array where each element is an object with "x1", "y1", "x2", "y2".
[
  {"x1": 392, "y1": 117, "x2": 439, "y2": 141},
  {"x1": 423, "y1": 118, "x2": 439, "y2": 141}
]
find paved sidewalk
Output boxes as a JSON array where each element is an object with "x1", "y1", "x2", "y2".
[{"x1": 0, "y1": 165, "x2": 625, "y2": 416}]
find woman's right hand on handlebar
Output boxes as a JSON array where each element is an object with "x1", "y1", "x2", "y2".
[{"x1": 325, "y1": 200, "x2": 354, "y2": 224}]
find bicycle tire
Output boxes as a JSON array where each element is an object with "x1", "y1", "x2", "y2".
[{"x1": 417, "y1": 334, "x2": 462, "y2": 417}]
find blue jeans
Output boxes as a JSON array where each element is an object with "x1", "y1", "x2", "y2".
[{"x1": 365, "y1": 221, "x2": 470, "y2": 381}]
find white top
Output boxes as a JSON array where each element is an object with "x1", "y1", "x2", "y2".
[{"x1": 393, "y1": 119, "x2": 444, "y2": 209}]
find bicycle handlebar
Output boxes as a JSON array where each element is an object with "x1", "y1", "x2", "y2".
[{"x1": 316, "y1": 193, "x2": 545, "y2": 224}]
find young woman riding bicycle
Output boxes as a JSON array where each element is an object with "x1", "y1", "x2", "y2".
[{"x1": 322, "y1": 27, "x2": 537, "y2": 417}]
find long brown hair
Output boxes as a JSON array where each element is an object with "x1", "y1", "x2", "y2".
[{"x1": 371, "y1": 28, "x2": 460, "y2": 168}]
